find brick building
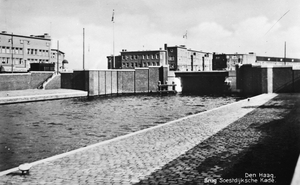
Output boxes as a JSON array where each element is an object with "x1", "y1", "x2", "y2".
[
  {"x1": 107, "y1": 44, "x2": 212, "y2": 71},
  {"x1": 108, "y1": 49, "x2": 167, "y2": 69},
  {"x1": 165, "y1": 44, "x2": 212, "y2": 71}
]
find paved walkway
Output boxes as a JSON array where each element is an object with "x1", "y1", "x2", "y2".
[
  {"x1": 0, "y1": 93, "x2": 278, "y2": 184},
  {"x1": 0, "y1": 89, "x2": 87, "y2": 105}
]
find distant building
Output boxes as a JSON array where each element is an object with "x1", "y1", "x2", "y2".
[
  {"x1": 165, "y1": 44, "x2": 212, "y2": 71},
  {"x1": 256, "y1": 56, "x2": 300, "y2": 68},
  {"x1": 212, "y1": 52, "x2": 256, "y2": 71},
  {"x1": 108, "y1": 49, "x2": 168, "y2": 69},
  {"x1": 107, "y1": 44, "x2": 212, "y2": 71},
  {"x1": 51, "y1": 49, "x2": 69, "y2": 72},
  {"x1": 212, "y1": 52, "x2": 300, "y2": 70},
  {"x1": 0, "y1": 31, "x2": 68, "y2": 73},
  {"x1": 0, "y1": 31, "x2": 52, "y2": 72},
  {"x1": 107, "y1": 55, "x2": 122, "y2": 69}
]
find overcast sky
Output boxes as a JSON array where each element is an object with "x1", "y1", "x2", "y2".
[{"x1": 1, "y1": 0, "x2": 299, "y2": 69}]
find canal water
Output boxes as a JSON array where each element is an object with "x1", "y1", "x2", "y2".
[{"x1": 0, "y1": 94, "x2": 242, "y2": 171}]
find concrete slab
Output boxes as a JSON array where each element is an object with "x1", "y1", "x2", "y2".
[{"x1": 0, "y1": 89, "x2": 88, "y2": 105}]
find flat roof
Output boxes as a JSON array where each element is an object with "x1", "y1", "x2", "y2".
[{"x1": 0, "y1": 32, "x2": 51, "y2": 41}]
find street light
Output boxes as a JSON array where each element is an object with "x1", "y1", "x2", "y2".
[{"x1": 8, "y1": 33, "x2": 14, "y2": 73}]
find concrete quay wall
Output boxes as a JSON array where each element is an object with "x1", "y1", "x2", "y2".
[
  {"x1": 0, "y1": 72, "x2": 53, "y2": 91},
  {"x1": 175, "y1": 71, "x2": 230, "y2": 94},
  {"x1": 236, "y1": 64, "x2": 300, "y2": 95},
  {"x1": 61, "y1": 66, "x2": 168, "y2": 96}
]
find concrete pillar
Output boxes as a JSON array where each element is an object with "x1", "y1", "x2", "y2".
[
  {"x1": 267, "y1": 67, "x2": 273, "y2": 93},
  {"x1": 88, "y1": 70, "x2": 99, "y2": 96}
]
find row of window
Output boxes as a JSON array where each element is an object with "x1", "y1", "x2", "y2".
[
  {"x1": 27, "y1": 59, "x2": 50, "y2": 63},
  {"x1": 27, "y1": 48, "x2": 49, "y2": 56},
  {"x1": 122, "y1": 54, "x2": 162, "y2": 60},
  {"x1": 1, "y1": 57, "x2": 24, "y2": 65},
  {"x1": 122, "y1": 61, "x2": 161, "y2": 68},
  {"x1": 1, "y1": 46, "x2": 23, "y2": 54},
  {"x1": 1, "y1": 57, "x2": 50, "y2": 65},
  {"x1": 0, "y1": 46, "x2": 50, "y2": 57}
]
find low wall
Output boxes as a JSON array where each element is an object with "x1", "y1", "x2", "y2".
[
  {"x1": 0, "y1": 72, "x2": 53, "y2": 91},
  {"x1": 237, "y1": 65, "x2": 300, "y2": 95},
  {"x1": 61, "y1": 66, "x2": 168, "y2": 96}
]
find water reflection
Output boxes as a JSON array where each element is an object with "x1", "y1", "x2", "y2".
[{"x1": 0, "y1": 94, "x2": 240, "y2": 171}]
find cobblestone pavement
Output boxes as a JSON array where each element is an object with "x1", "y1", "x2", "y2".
[{"x1": 0, "y1": 93, "x2": 277, "y2": 184}]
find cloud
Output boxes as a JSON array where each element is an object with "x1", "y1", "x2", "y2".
[{"x1": 1, "y1": 0, "x2": 299, "y2": 70}]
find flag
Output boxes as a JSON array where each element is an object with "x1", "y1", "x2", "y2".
[
  {"x1": 183, "y1": 30, "x2": 187, "y2": 39},
  {"x1": 112, "y1": 9, "x2": 114, "y2": 22}
]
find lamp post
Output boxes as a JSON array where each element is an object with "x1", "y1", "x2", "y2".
[
  {"x1": 57, "y1": 40, "x2": 59, "y2": 74},
  {"x1": 10, "y1": 33, "x2": 14, "y2": 73}
]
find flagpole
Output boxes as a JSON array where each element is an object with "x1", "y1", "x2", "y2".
[
  {"x1": 83, "y1": 28, "x2": 85, "y2": 70},
  {"x1": 113, "y1": 21, "x2": 115, "y2": 69},
  {"x1": 185, "y1": 30, "x2": 187, "y2": 47},
  {"x1": 183, "y1": 30, "x2": 187, "y2": 48},
  {"x1": 112, "y1": 9, "x2": 115, "y2": 69}
]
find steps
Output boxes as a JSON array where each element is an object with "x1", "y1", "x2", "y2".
[{"x1": 38, "y1": 73, "x2": 59, "y2": 90}]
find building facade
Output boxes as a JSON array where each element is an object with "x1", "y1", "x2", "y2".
[
  {"x1": 108, "y1": 49, "x2": 168, "y2": 69},
  {"x1": 51, "y1": 49, "x2": 69, "y2": 72},
  {"x1": 107, "y1": 55, "x2": 122, "y2": 69},
  {"x1": 212, "y1": 53, "x2": 257, "y2": 71},
  {"x1": 0, "y1": 31, "x2": 52, "y2": 72},
  {"x1": 107, "y1": 44, "x2": 212, "y2": 71},
  {"x1": 213, "y1": 52, "x2": 300, "y2": 70},
  {"x1": 166, "y1": 44, "x2": 212, "y2": 71},
  {"x1": 256, "y1": 56, "x2": 300, "y2": 68}
]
